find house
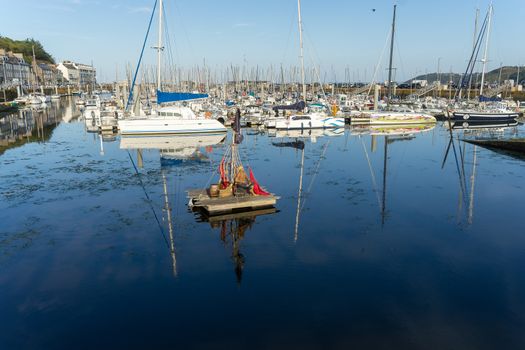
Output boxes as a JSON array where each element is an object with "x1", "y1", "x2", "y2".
[
  {"x1": 57, "y1": 61, "x2": 79, "y2": 84},
  {"x1": 57, "y1": 60, "x2": 96, "y2": 86},
  {"x1": 36, "y1": 63, "x2": 54, "y2": 87},
  {"x1": 0, "y1": 49, "x2": 31, "y2": 87}
]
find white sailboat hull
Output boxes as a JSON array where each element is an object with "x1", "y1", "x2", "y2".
[
  {"x1": 118, "y1": 117, "x2": 227, "y2": 135},
  {"x1": 275, "y1": 116, "x2": 345, "y2": 129},
  {"x1": 368, "y1": 112, "x2": 436, "y2": 125}
]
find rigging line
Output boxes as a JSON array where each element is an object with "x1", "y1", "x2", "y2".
[
  {"x1": 126, "y1": 150, "x2": 170, "y2": 249},
  {"x1": 300, "y1": 140, "x2": 330, "y2": 212},
  {"x1": 303, "y1": 31, "x2": 326, "y2": 97},
  {"x1": 162, "y1": 6, "x2": 176, "y2": 88},
  {"x1": 449, "y1": 136, "x2": 469, "y2": 209},
  {"x1": 390, "y1": 140, "x2": 407, "y2": 184},
  {"x1": 394, "y1": 35, "x2": 405, "y2": 86},
  {"x1": 367, "y1": 27, "x2": 392, "y2": 95},
  {"x1": 306, "y1": 51, "x2": 327, "y2": 100},
  {"x1": 457, "y1": 135, "x2": 469, "y2": 197},
  {"x1": 172, "y1": 0, "x2": 197, "y2": 66},
  {"x1": 360, "y1": 136, "x2": 382, "y2": 213},
  {"x1": 162, "y1": 3, "x2": 179, "y2": 76},
  {"x1": 455, "y1": 11, "x2": 489, "y2": 99},
  {"x1": 126, "y1": 0, "x2": 158, "y2": 111}
]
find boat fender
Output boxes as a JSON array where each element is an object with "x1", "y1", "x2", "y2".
[{"x1": 463, "y1": 114, "x2": 470, "y2": 120}]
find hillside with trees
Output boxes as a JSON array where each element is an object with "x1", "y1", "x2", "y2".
[
  {"x1": 0, "y1": 36, "x2": 54, "y2": 64},
  {"x1": 409, "y1": 66, "x2": 525, "y2": 86}
]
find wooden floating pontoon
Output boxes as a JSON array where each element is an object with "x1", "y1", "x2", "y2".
[
  {"x1": 463, "y1": 139, "x2": 525, "y2": 154},
  {"x1": 205, "y1": 207, "x2": 277, "y2": 223},
  {"x1": 188, "y1": 189, "x2": 279, "y2": 215}
]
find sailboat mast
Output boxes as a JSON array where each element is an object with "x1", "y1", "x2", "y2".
[
  {"x1": 297, "y1": 0, "x2": 307, "y2": 101},
  {"x1": 479, "y1": 4, "x2": 492, "y2": 97},
  {"x1": 387, "y1": 5, "x2": 397, "y2": 106},
  {"x1": 294, "y1": 146, "x2": 305, "y2": 242},
  {"x1": 157, "y1": 0, "x2": 164, "y2": 91}
]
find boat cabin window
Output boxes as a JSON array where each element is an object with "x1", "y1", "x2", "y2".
[
  {"x1": 292, "y1": 115, "x2": 311, "y2": 121},
  {"x1": 159, "y1": 111, "x2": 182, "y2": 117}
]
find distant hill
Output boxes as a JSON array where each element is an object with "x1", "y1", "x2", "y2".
[
  {"x1": 408, "y1": 66, "x2": 525, "y2": 85},
  {"x1": 0, "y1": 36, "x2": 55, "y2": 64}
]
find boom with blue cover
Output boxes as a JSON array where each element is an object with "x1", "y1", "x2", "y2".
[{"x1": 157, "y1": 90, "x2": 209, "y2": 104}]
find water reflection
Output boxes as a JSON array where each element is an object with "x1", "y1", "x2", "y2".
[
  {"x1": 348, "y1": 124, "x2": 438, "y2": 226},
  {"x1": 161, "y1": 170, "x2": 177, "y2": 277},
  {"x1": 0, "y1": 98, "x2": 81, "y2": 155},
  {"x1": 2, "y1": 114, "x2": 525, "y2": 349},
  {"x1": 442, "y1": 122, "x2": 521, "y2": 226},
  {"x1": 270, "y1": 129, "x2": 340, "y2": 241},
  {"x1": 120, "y1": 134, "x2": 226, "y2": 167},
  {"x1": 198, "y1": 208, "x2": 277, "y2": 285}
]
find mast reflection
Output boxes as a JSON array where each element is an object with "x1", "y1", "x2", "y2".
[{"x1": 198, "y1": 208, "x2": 276, "y2": 285}]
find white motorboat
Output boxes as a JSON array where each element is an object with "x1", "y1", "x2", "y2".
[{"x1": 83, "y1": 95, "x2": 101, "y2": 120}]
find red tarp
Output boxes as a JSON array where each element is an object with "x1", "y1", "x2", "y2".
[{"x1": 249, "y1": 168, "x2": 270, "y2": 196}]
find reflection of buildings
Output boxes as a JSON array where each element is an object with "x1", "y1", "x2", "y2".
[{"x1": 0, "y1": 100, "x2": 78, "y2": 155}]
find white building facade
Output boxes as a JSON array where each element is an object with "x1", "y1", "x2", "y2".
[{"x1": 57, "y1": 60, "x2": 96, "y2": 86}]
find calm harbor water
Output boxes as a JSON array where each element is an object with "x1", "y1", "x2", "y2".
[{"x1": 1, "y1": 100, "x2": 525, "y2": 349}]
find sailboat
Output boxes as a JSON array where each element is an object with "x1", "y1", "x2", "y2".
[
  {"x1": 368, "y1": 5, "x2": 436, "y2": 126},
  {"x1": 449, "y1": 4, "x2": 519, "y2": 125},
  {"x1": 117, "y1": 0, "x2": 227, "y2": 135},
  {"x1": 275, "y1": 0, "x2": 345, "y2": 130}
]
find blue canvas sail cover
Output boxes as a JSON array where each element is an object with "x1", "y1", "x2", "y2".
[
  {"x1": 272, "y1": 101, "x2": 306, "y2": 112},
  {"x1": 479, "y1": 95, "x2": 501, "y2": 102},
  {"x1": 157, "y1": 90, "x2": 209, "y2": 104}
]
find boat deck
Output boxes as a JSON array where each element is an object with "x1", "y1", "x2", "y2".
[{"x1": 188, "y1": 189, "x2": 278, "y2": 215}]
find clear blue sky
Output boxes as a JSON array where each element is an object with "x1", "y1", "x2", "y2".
[{"x1": 2, "y1": 0, "x2": 524, "y2": 83}]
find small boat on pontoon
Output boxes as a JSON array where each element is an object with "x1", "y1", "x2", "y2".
[{"x1": 188, "y1": 110, "x2": 278, "y2": 215}]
